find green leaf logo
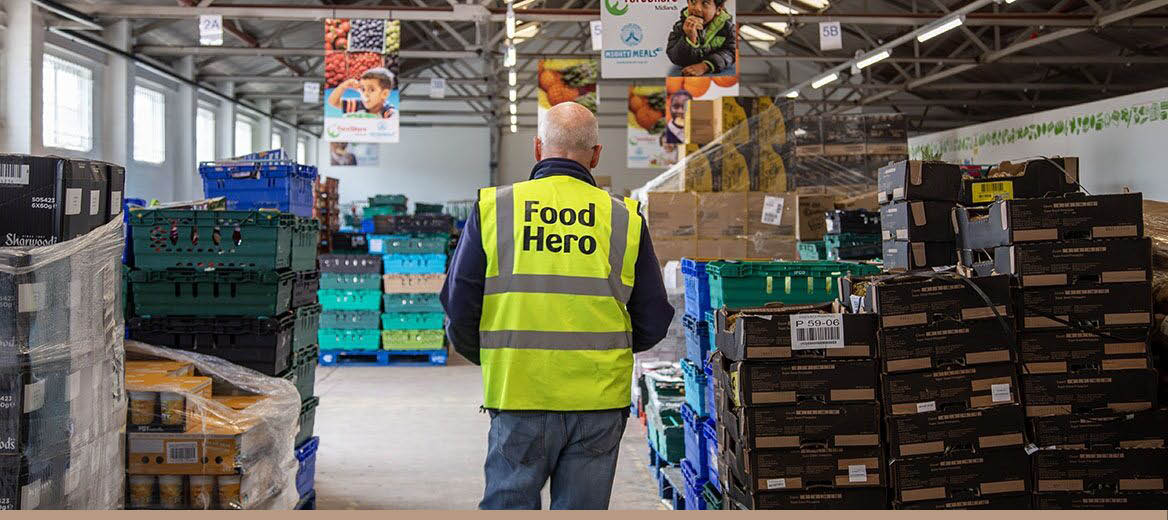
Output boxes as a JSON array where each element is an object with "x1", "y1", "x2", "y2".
[{"x1": 605, "y1": 0, "x2": 629, "y2": 16}]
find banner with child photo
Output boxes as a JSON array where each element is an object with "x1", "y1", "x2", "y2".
[
  {"x1": 600, "y1": 0, "x2": 738, "y2": 80},
  {"x1": 323, "y1": 18, "x2": 401, "y2": 143}
]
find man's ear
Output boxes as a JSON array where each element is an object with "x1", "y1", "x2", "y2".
[
  {"x1": 534, "y1": 137, "x2": 543, "y2": 161},
  {"x1": 590, "y1": 145, "x2": 602, "y2": 169}
]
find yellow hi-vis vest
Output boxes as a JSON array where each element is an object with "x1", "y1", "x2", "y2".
[{"x1": 477, "y1": 175, "x2": 643, "y2": 410}]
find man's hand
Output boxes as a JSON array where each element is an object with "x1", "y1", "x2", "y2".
[
  {"x1": 683, "y1": 16, "x2": 704, "y2": 44},
  {"x1": 340, "y1": 78, "x2": 360, "y2": 90},
  {"x1": 682, "y1": 62, "x2": 710, "y2": 76}
]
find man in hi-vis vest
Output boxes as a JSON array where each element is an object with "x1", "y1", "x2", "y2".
[{"x1": 441, "y1": 102, "x2": 674, "y2": 510}]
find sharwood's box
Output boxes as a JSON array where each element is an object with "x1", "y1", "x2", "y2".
[
  {"x1": 878, "y1": 318, "x2": 1015, "y2": 374},
  {"x1": 721, "y1": 401, "x2": 881, "y2": 449},
  {"x1": 885, "y1": 405, "x2": 1026, "y2": 458},
  {"x1": 882, "y1": 363, "x2": 1021, "y2": 416},
  {"x1": 890, "y1": 448, "x2": 1030, "y2": 504},
  {"x1": 1021, "y1": 368, "x2": 1158, "y2": 417}
]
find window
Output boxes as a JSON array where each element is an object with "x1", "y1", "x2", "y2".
[
  {"x1": 196, "y1": 107, "x2": 216, "y2": 163},
  {"x1": 42, "y1": 54, "x2": 94, "y2": 152},
  {"x1": 133, "y1": 85, "x2": 167, "y2": 163},
  {"x1": 297, "y1": 139, "x2": 307, "y2": 163},
  {"x1": 235, "y1": 116, "x2": 255, "y2": 156},
  {"x1": 271, "y1": 132, "x2": 283, "y2": 152}
]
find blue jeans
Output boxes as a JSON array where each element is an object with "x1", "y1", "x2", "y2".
[{"x1": 480, "y1": 410, "x2": 628, "y2": 510}]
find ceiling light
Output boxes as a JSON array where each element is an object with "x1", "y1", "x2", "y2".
[
  {"x1": 513, "y1": 0, "x2": 538, "y2": 8},
  {"x1": 793, "y1": 0, "x2": 829, "y2": 9},
  {"x1": 917, "y1": 16, "x2": 963, "y2": 42},
  {"x1": 768, "y1": 2, "x2": 801, "y2": 14},
  {"x1": 514, "y1": 23, "x2": 540, "y2": 43},
  {"x1": 740, "y1": 25, "x2": 777, "y2": 42},
  {"x1": 509, "y1": 103, "x2": 517, "y2": 115},
  {"x1": 503, "y1": 42, "x2": 517, "y2": 67},
  {"x1": 510, "y1": 115, "x2": 518, "y2": 125},
  {"x1": 509, "y1": 88, "x2": 517, "y2": 102},
  {"x1": 510, "y1": 124, "x2": 518, "y2": 133},
  {"x1": 506, "y1": 4, "x2": 516, "y2": 39},
  {"x1": 811, "y1": 73, "x2": 838, "y2": 89},
  {"x1": 763, "y1": 22, "x2": 790, "y2": 33},
  {"x1": 508, "y1": 70, "x2": 517, "y2": 86},
  {"x1": 784, "y1": 90, "x2": 799, "y2": 98},
  {"x1": 855, "y1": 50, "x2": 890, "y2": 69}
]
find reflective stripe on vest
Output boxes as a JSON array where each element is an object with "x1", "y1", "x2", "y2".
[{"x1": 477, "y1": 175, "x2": 642, "y2": 410}]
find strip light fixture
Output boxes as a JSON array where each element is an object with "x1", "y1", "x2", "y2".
[
  {"x1": 855, "y1": 50, "x2": 891, "y2": 69},
  {"x1": 917, "y1": 16, "x2": 964, "y2": 42},
  {"x1": 811, "y1": 73, "x2": 838, "y2": 89}
]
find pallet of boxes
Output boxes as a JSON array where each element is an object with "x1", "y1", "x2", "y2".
[{"x1": 0, "y1": 154, "x2": 128, "y2": 509}]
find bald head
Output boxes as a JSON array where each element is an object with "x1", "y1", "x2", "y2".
[{"x1": 536, "y1": 102, "x2": 602, "y2": 169}]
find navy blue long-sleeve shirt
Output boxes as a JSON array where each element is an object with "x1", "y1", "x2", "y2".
[{"x1": 440, "y1": 158, "x2": 675, "y2": 365}]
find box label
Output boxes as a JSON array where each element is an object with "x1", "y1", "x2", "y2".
[
  {"x1": 130, "y1": 438, "x2": 164, "y2": 453},
  {"x1": 789, "y1": 313, "x2": 844, "y2": 350},
  {"x1": 761, "y1": 196, "x2": 785, "y2": 226},
  {"x1": 23, "y1": 379, "x2": 45, "y2": 414},
  {"x1": 0, "y1": 164, "x2": 30, "y2": 185},
  {"x1": 766, "y1": 478, "x2": 787, "y2": 489},
  {"x1": 111, "y1": 191, "x2": 123, "y2": 215},
  {"x1": 88, "y1": 189, "x2": 101, "y2": 216},
  {"x1": 17, "y1": 283, "x2": 47, "y2": 313},
  {"x1": 991, "y1": 383, "x2": 1011, "y2": 403},
  {"x1": 916, "y1": 401, "x2": 936, "y2": 413},
  {"x1": 65, "y1": 188, "x2": 82, "y2": 215},
  {"x1": 166, "y1": 441, "x2": 199, "y2": 464},
  {"x1": 971, "y1": 180, "x2": 1014, "y2": 203},
  {"x1": 848, "y1": 464, "x2": 868, "y2": 483}
]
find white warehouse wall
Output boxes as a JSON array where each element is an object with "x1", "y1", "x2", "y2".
[{"x1": 909, "y1": 86, "x2": 1168, "y2": 200}]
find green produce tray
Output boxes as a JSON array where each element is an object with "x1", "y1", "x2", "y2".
[
  {"x1": 370, "y1": 235, "x2": 449, "y2": 255},
  {"x1": 364, "y1": 205, "x2": 406, "y2": 218},
  {"x1": 380, "y1": 312, "x2": 444, "y2": 330},
  {"x1": 414, "y1": 203, "x2": 444, "y2": 214},
  {"x1": 293, "y1": 304, "x2": 321, "y2": 350},
  {"x1": 318, "y1": 328, "x2": 381, "y2": 350},
  {"x1": 280, "y1": 344, "x2": 318, "y2": 403},
  {"x1": 320, "y1": 310, "x2": 380, "y2": 329},
  {"x1": 381, "y1": 329, "x2": 445, "y2": 350},
  {"x1": 319, "y1": 272, "x2": 382, "y2": 291},
  {"x1": 130, "y1": 208, "x2": 294, "y2": 271},
  {"x1": 648, "y1": 410, "x2": 684, "y2": 464},
  {"x1": 297, "y1": 396, "x2": 319, "y2": 446},
  {"x1": 382, "y1": 292, "x2": 443, "y2": 313},
  {"x1": 368, "y1": 194, "x2": 407, "y2": 207},
  {"x1": 701, "y1": 481, "x2": 723, "y2": 510},
  {"x1": 797, "y1": 241, "x2": 827, "y2": 261},
  {"x1": 317, "y1": 289, "x2": 382, "y2": 311},
  {"x1": 129, "y1": 268, "x2": 294, "y2": 317},
  {"x1": 291, "y1": 217, "x2": 321, "y2": 271},
  {"x1": 706, "y1": 260, "x2": 882, "y2": 308}
]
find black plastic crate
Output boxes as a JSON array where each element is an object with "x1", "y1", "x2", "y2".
[
  {"x1": 372, "y1": 214, "x2": 454, "y2": 235},
  {"x1": 293, "y1": 270, "x2": 321, "y2": 308},
  {"x1": 330, "y1": 232, "x2": 368, "y2": 252},
  {"x1": 127, "y1": 312, "x2": 296, "y2": 376},
  {"x1": 318, "y1": 254, "x2": 381, "y2": 274},
  {"x1": 281, "y1": 344, "x2": 318, "y2": 403},
  {"x1": 827, "y1": 209, "x2": 880, "y2": 235},
  {"x1": 297, "y1": 396, "x2": 319, "y2": 446}
]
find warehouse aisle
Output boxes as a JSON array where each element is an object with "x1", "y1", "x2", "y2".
[{"x1": 311, "y1": 362, "x2": 664, "y2": 510}]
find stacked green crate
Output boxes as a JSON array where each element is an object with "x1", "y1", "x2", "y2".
[{"x1": 317, "y1": 254, "x2": 383, "y2": 353}]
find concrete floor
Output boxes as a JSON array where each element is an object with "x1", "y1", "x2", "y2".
[{"x1": 311, "y1": 359, "x2": 664, "y2": 510}]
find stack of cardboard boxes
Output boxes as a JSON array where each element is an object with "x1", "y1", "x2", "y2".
[
  {"x1": 877, "y1": 161, "x2": 962, "y2": 271},
  {"x1": 789, "y1": 114, "x2": 908, "y2": 189}
]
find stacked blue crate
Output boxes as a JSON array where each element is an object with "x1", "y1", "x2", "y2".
[{"x1": 679, "y1": 257, "x2": 721, "y2": 507}]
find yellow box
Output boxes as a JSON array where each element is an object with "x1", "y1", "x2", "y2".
[{"x1": 126, "y1": 361, "x2": 196, "y2": 377}]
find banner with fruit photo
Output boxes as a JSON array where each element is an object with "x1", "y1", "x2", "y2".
[
  {"x1": 627, "y1": 85, "x2": 677, "y2": 168},
  {"x1": 600, "y1": 0, "x2": 736, "y2": 78},
  {"x1": 662, "y1": 74, "x2": 739, "y2": 144},
  {"x1": 323, "y1": 18, "x2": 401, "y2": 143},
  {"x1": 538, "y1": 59, "x2": 599, "y2": 133}
]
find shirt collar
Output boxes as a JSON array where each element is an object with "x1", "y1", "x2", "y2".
[{"x1": 528, "y1": 158, "x2": 597, "y2": 186}]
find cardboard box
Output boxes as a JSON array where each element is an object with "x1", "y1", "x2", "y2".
[
  {"x1": 891, "y1": 448, "x2": 1030, "y2": 503},
  {"x1": 877, "y1": 160, "x2": 963, "y2": 204},
  {"x1": 878, "y1": 318, "x2": 1015, "y2": 374},
  {"x1": 715, "y1": 303, "x2": 877, "y2": 362},
  {"x1": 125, "y1": 361, "x2": 196, "y2": 377},
  {"x1": 645, "y1": 192, "x2": 697, "y2": 239},
  {"x1": 882, "y1": 363, "x2": 1020, "y2": 416},
  {"x1": 869, "y1": 273, "x2": 1012, "y2": 328},
  {"x1": 125, "y1": 375, "x2": 214, "y2": 432},
  {"x1": 126, "y1": 427, "x2": 246, "y2": 475},
  {"x1": 0, "y1": 359, "x2": 72, "y2": 458},
  {"x1": 755, "y1": 144, "x2": 790, "y2": 193},
  {"x1": 1022, "y1": 368, "x2": 1158, "y2": 417},
  {"x1": 719, "y1": 144, "x2": 753, "y2": 192},
  {"x1": 0, "y1": 452, "x2": 70, "y2": 510},
  {"x1": 681, "y1": 144, "x2": 714, "y2": 192},
  {"x1": 885, "y1": 405, "x2": 1026, "y2": 458},
  {"x1": 745, "y1": 192, "x2": 796, "y2": 237},
  {"x1": 724, "y1": 469, "x2": 887, "y2": 510},
  {"x1": 652, "y1": 238, "x2": 697, "y2": 267},
  {"x1": 697, "y1": 192, "x2": 748, "y2": 238},
  {"x1": 994, "y1": 238, "x2": 1151, "y2": 287},
  {"x1": 723, "y1": 358, "x2": 878, "y2": 407},
  {"x1": 834, "y1": 191, "x2": 880, "y2": 212},
  {"x1": 1033, "y1": 447, "x2": 1167, "y2": 493},
  {"x1": 961, "y1": 156, "x2": 1080, "y2": 205},
  {"x1": 954, "y1": 193, "x2": 1144, "y2": 250},
  {"x1": 725, "y1": 442, "x2": 885, "y2": 492},
  {"x1": 1030, "y1": 408, "x2": 1167, "y2": 449},
  {"x1": 382, "y1": 274, "x2": 446, "y2": 293},
  {"x1": 864, "y1": 114, "x2": 908, "y2": 155},
  {"x1": 1018, "y1": 282, "x2": 1152, "y2": 330},
  {"x1": 791, "y1": 116, "x2": 823, "y2": 157},
  {"x1": 883, "y1": 240, "x2": 958, "y2": 271},
  {"x1": 880, "y1": 201, "x2": 956, "y2": 242},
  {"x1": 899, "y1": 494, "x2": 1034, "y2": 509},
  {"x1": 827, "y1": 209, "x2": 880, "y2": 235},
  {"x1": 795, "y1": 194, "x2": 837, "y2": 241},
  {"x1": 722, "y1": 401, "x2": 881, "y2": 449},
  {"x1": 0, "y1": 155, "x2": 108, "y2": 247},
  {"x1": 685, "y1": 99, "x2": 721, "y2": 145},
  {"x1": 822, "y1": 115, "x2": 867, "y2": 156},
  {"x1": 1035, "y1": 491, "x2": 1168, "y2": 510},
  {"x1": 744, "y1": 236, "x2": 797, "y2": 260},
  {"x1": 1019, "y1": 328, "x2": 1151, "y2": 374},
  {"x1": 755, "y1": 97, "x2": 790, "y2": 146},
  {"x1": 696, "y1": 238, "x2": 748, "y2": 260}
]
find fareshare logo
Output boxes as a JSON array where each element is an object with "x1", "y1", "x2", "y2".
[{"x1": 605, "y1": 0, "x2": 629, "y2": 16}]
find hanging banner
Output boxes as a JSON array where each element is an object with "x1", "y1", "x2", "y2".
[
  {"x1": 328, "y1": 142, "x2": 379, "y2": 166},
  {"x1": 323, "y1": 18, "x2": 401, "y2": 143},
  {"x1": 601, "y1": 0, "x2": 736, "y2": 79},
  {"x1": 627, "y1": 85, "x2": 676, "y2": 168},
  {"x1": 662, "y1": 72, "x2": 739, "y2": 144},
  {"x1": 537, "y1": 59, "x2": 599, "y2": 133}
]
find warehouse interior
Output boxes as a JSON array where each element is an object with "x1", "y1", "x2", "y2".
[{"x1": 2, "y1": 0, "x2": 1168, "y2": 511}]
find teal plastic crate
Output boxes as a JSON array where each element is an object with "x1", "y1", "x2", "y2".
[
  {"x1": 706, "y1": 260, "x2": 882, "y2": 308},
  {"x1": 381, "y1": 329, "x2": 445, "y2": 350},
  {"x1": 319, "y1": 272, "x2": 382, "y2": 291},
  {"x1": 368, "y1": 194, "x2": 407, "y2": 207},
  {"x1": 367, "y1": 234, "x2": 449, "y2": 255},
  {"x1": 317, "y1": 289, "x2": 381, "y2": 311},
  {"x1": 382, "y1": 292, "x2": 443, "y2": 313},
  {"x1": 320, "y1": 310, "x2": 380, "y2": 329},
  {"x1": 797, "y1": 241, "x2": 828, "y2": 261},
  {"x1": 130, "y1": 208, "x2": 296, "y2": 271},
  {"x1": 291, "y1": 217, "x2": 321, "y2": 271},
  {"x1": 318, "y1": 328, "x2": 381, "y2": 350},
  {"x1": 129, "y1": 268, "x2": 293, "y2": 317},
  {"x1": 380, "y1": 312, "x2": 444, "y2": 330},
  {"x1": 294, "y1": 304, "x2": 321, "y2": 350}
]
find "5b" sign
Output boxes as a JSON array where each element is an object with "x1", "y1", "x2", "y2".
[{"x1": 819, "y1": 21, "x2": 842, "y2": 50}]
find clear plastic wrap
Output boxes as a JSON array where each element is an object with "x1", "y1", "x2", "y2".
[
  {"x1": 124, "y1": 340, "x2": 301, "y2": 510},
  {"x1": 1144, "y1": 199, "x2": 1168, "y2": 314},
  {"x1": 0, "y1": 217, "x2": 127, "y2": 510}
]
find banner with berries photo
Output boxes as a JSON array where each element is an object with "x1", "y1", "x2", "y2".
[
  {"x1": 537, "y1": 59, "x2": 599, "y2": 133},
  {"x1": 323, "y1": 18, "x2": 401, "y2": 143},
  {"x1": 601, "y1": 0, "x2": 736, "y2": 79},
  {"x1": 627, "y1": 85, "x2": 677, "y2": 168}
]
